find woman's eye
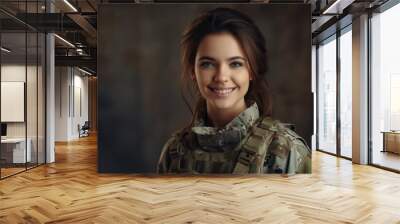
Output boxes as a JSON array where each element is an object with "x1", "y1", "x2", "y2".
[
  {"x1": 230, "y1": 61, "x2": 243, "y2": 68},
  {"x1": 199, "y1": 61, "x2": 215, "y2": 69}
]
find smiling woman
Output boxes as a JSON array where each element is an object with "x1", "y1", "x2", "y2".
[
  {"x1": 157, "y1": 7, "x2": 311, "y2": 175},
  {"x1": 195, "y1": 32, "x2": 251, "y2": 128}
]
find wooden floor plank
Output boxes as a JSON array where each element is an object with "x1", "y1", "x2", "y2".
[{"x1": 1, "y1": 135, "x2": 400, "y2": 223}]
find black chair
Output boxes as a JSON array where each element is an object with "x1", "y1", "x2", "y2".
[{"x1": 79, "y1": 121, "x2": 90, "y2": 138}]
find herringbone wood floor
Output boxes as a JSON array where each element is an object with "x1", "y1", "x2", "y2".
[{"x1": 1, "y1": 135, "x2": 400, "y2": 223}]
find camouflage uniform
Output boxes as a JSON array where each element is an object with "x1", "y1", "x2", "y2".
[{"x1": 157, "y1": 103, "x2": 311, "y2": 174}]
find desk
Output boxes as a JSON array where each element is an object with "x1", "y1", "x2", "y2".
[
  {"x1": 382, "y1": 131, "x2": 400, "y2": 154},
  {"x1": 1, "y1": 138, "x2": 31, "y2": 163}
]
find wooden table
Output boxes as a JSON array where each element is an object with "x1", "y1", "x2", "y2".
[{"x1": 382, "y1": 131, "x2": 400, "y2": 154}]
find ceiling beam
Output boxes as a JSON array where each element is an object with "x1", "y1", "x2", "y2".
[
  {"x1": 55, "y1": 55, "x2": 96, "y2": 72},
  {"x1": 67, "y1": 13, "x2": 97, "y2": 39}
]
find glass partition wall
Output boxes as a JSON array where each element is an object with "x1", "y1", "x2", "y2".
[
  {"x1": 316, "y1": 26, "x2": 353, "y2": 159},
  {"x1": 0, "y1": 2, "x2": 46, "y2": 179}
]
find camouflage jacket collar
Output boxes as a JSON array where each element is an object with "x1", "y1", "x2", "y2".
[{"x1": 191, "y1": 103, "x2": 260, "y2": 152}]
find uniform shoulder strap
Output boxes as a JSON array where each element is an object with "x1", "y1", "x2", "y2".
[
  {"x1": 283, "y1": 128, "x2": 311, "y2": 153},
  {"x1": 157, "y1": 129, "x2": 187, "y2": 173},
  {"x1": 284, "y1": 127, "x2": 312, "y2": 174},
  {"x1": 263, "y1": 122, "x2": 311, "y2": 175},
  {"x1": 232, "y1": 116, "x2": 277, "y2": 174}
]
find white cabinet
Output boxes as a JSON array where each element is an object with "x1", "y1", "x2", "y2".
[{"x1": 1, "y1": 138, "x2": 32, "y2": 163}]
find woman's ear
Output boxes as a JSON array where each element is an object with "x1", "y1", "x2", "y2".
[{"x1": 191, "y1": 74, "x2": 196, "y2": 81}]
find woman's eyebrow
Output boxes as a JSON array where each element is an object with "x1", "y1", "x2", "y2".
[
  {"x1": 198, "y1": 56, "x2": 215, "y2": 61},
  {"x1": 228, "y1": 56, "x2": 246, "y2": 61},
  {"x1": 198, "y1": 56, "x2": 246, "y2": 61}
]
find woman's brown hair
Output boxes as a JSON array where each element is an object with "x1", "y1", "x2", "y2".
[{"x1": 180, "y1": 7, "x2": 272, "y2": 126}]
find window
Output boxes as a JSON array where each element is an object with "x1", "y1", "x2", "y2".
[
  {"x1": 339, "y1": 28, "x2": 352, "y2": 158},
  {"x1": 317, "y1": 35, "x2": 337, "y2": 154},
  {"x1": 370, "y1": 2, "x2": 400, "y2": 171}
]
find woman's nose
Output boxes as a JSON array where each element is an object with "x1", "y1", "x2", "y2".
[{"x1": 213, "y1": 64, "x2": 229, "y2": 83}]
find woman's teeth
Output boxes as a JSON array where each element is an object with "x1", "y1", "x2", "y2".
[{"x1": 210, "y1": 87, "x2": 235, "y2": 96}]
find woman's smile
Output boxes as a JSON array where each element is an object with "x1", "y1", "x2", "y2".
[{"x1": 208, "y1": 86, "x2": 237, "y2": 97}]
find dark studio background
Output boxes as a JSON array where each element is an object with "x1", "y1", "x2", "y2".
[{"x1": 98, "y1": 4, "x2": 312, "y2": 173}]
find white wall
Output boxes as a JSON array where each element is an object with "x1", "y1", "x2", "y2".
[
  {"x1": 55, "y1": 67, "x2": 89, "y2": 141},
  {"x1": 1, "y1": 66, "x2": 26, "y2": 135},
  {"x1": 55, "y1": 67, "x2": 70, "y2": 141},
  {"x1": 1, "y1": 65, "x2": 40, "y2": 138}
]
